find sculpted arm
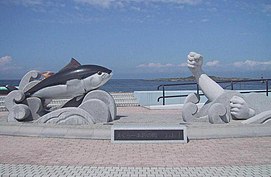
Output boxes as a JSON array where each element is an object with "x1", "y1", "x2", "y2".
[
  {"x1": 187, "y1": 52, "x2": 224, "y2": 102},
  {"x1": 187, "y1": 52, "x2": 256, "y2": 120}
]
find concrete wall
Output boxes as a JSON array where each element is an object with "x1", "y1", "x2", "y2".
[
  {"x1": 134, "y1": 90, "x2": 207, "y2": 106},
  {"x1": 134, "y1": 90, "x2": 270, "y2": 106}
]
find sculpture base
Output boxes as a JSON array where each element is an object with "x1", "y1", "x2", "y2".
[{"x1": 111, "y1": 124, "x2": 187, "y2": 143}]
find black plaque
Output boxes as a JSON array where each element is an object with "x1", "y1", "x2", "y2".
[{"x1": 114, "y1": 129, "x2": 184, "y2": 141}]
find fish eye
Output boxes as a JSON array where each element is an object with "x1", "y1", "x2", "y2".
[{"x1": 98, "y1": 71, "x2": 102, "y2": 75}]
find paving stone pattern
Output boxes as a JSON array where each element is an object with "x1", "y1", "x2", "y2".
[
  {"x1": 0, "y1": 136, "x2": 270, "y2": 176},
  {"x1": 0, "y1": 106, "x2": 270, "y2": 176},
  {"x1": 0, "y1": 164, "x2": 270, "y2": 177}
]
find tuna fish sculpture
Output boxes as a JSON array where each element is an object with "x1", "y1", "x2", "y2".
[
  {"x1": 25, "y1": 58, "x2": 112, "y2": 99},
  {"x1": 4, "y1": 59, "x2": 116, "y2": 125}
]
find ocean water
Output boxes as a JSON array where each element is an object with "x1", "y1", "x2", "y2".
[
  {"x1": 0, "y1": 79, "x2": 269, "y2": 92},
  {"x1": 101, "y1": 79, "x2": 197, "y2": 92},
  {"x1": 0, "y1": 79, "x2": 195, "y2": 92}
]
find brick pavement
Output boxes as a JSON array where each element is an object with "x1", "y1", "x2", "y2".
[
  {"x1": 0, "y1": 164, "x2": 270, "y2": 176},
  {"x1": 0, "y1": 135, "x2": 270, "y2": 176},
  {"x1": 0, "y1": 107, "x2": 271, "y2": 176},
  {"x1": 1, "y1": 135, "x2": 270, "y2": 167}
]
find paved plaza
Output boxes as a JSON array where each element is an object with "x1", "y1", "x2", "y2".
[
  {"x1": 1, "y1": 163, "x2": 270, "y2": 177},
  {"x1": 0, "y1": 136, "x2": 270, "y2": 176},
  {"x1": 0, "y1": 107, "x2": 270, "y2": 176}
]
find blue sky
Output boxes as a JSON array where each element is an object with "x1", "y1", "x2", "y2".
[{"x1": 0, "y1": 0, "x2": 271, "y2": 79}]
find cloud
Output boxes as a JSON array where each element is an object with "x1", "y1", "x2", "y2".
[
  {"x1": 136, "y1": 62, "x2": 188, "y2": 75},
  {"x1": 74, "y1": 0, "x2": 202, "y2": 8},
  {"x1": 0, "y1": 55, "x2": 22, "y2": 72},
  {"x1": 0, "y1": 56, "x2": 12, "y2": 66},
  {"x1": 178, "y1": 62, "x2": 187, "y2": 67},
  {"x1": 142, "y1": 0, "x2": 202, "y2": 5},
  {"x1": 74, "y1": 0, "x2": 118, "y2": 9},
  {"x1": 206, "y1": 60, "x2": 220, "y2": 67},
  {"x1": 5, "y1": 0, "x2": 202, "y2": 9},
  {"x1": 263, "y1": 4, "x2": 271, "y2": 13},
  {"x1": 2, "y1": 0, "x2": 68, "y2": 12},
  {"x1": 233, "y1": 60, "x2": 271, "y2": 69},
  {"x1": 7, "y1": 0, "x2": 44, "y2": 7},
  {"x1": 0, "y1": 56, "x2": 23, "y2": 75},
  {"x1": 137, "y1": 62, "x2": 175, "y2": 68},
  {"x1": 201, "y1": 18, "x2": 209, "y2": 23}
]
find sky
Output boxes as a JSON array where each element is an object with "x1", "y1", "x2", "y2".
[{"x1": 0, "y1": 0, "x2": 271, "y2": 79}]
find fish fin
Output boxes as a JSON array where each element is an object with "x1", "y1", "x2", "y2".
[
  {"x1": 58, "y1": 58, "x2": 81, "y2": 73},
  {"x1": 76, "y1": 95, "x2": 84, "y2": 101},
  {"x1": 61, "y1": 95, "x2": 85, "y2": 108}
]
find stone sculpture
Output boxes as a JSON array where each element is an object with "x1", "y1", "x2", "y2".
[
  {"x1": 182, "y1": 52, "x2": 271, "y2": 124},
  {"x1": 5, "y1": 58, "x2": 116, "y2": 125}
]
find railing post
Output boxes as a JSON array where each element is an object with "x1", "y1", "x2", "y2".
[
  {"x1": 196, "y1": 84, "x2": 199, "y2": 96},
  {"x1": 266, "y1": 80, "x2": 269, "y2": 96},
  {"x1": 162, "y1": 86, "x2": 165, "y2": 105},
  {"x1": 156, "y1": 78, "x2": 271, "y2": 105}
]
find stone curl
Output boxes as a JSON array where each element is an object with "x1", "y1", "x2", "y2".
[{"x1": 182, "y1": 52, "x2": 271, "y2": 124}]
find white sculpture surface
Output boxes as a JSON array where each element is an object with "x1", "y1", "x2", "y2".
[
  {"x1": 4, "y1": 59, "x2": 116, "y2": 125},
  {"x1": 183, "y1": 52, "x2": 271, "y2": 124},
  {"x1": 187, "y1": 52, "x2": 224, "y2": 102}
]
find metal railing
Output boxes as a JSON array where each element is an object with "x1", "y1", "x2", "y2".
[{"x1": 157, "y1": 79, "x2": 271, "y2": 105}]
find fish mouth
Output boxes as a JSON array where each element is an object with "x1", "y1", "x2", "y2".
[
  {"x1": 103, "y1": 72, "x2": 112, "y2": 82},
  {"x1": 109, "y1": 72, "x2": 113, "y2": 78},
  {"x1": 99, "y1": 72, "x2": 112, "y2": 86}
]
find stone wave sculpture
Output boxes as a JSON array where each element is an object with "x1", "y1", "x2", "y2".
[
  {"x1": 182, "y1": 52, "x2": 271, "y2": 124},
  {"x1": 5, "y1": 59, "x2": 116, "y2": 125}
]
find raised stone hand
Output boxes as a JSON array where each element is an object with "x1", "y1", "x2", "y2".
[
  {"x1": 183, "y1": 51, "x2": 271, "y2": 124},
  {"x1": 187, "y1": 51, "x2": 224, "y2": 102},
  {"x1": 230, "y1": 96, "x2": 255, "y2": 119},
  {"x1": 187, "y1": 52, "x2": 203, "y2": 77}
]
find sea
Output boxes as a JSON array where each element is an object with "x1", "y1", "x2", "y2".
[{"x1": 0, "y1": 79, "x2": 269, "y2": 93}]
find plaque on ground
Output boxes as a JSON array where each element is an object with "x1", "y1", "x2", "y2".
[{"x1": 111, "y1": 124, "x2": 187, "y2": 143}]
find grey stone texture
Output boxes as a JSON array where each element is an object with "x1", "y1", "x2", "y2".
[
  {"x1": 0, "y1": 106, "x2": 271, "y2": 139},
  {"x1": 79, "y1": 99, "x2": 110, "y2": 123},
  {"x1": 82, "y1": 90, "x2": 117, "y2": 121},
  {"x1": 184, "y1": 51, "x2": 271, "y2": 124},
  {"x1": 196, "y1": 90, "x2": 239, "y2": 121},
  {"x1": 5, "y1": 90, "x2": 31, "y2": 122},
  {"x1": 184, "y1": 93, "x2": 199, "y2": 104},
  {"x1": 4, "y1": 70, "x2": 116, "y2": 125},
  {"x1": 183, "y1": 90, "x2": 271, "y2": 124},
  {"x1": 208, "y1": 103, "x2": 230, "y2": 124},
  {"x1": 4, "y1": 90, "x2": 25, "y2": 112},
  {"x1": 10, "y1": 104, "x2": 30, "y2": 121},
  {"x1": 243, "y1": 93, "x2": 271, "y2": 114},
  {"x1": 242, "y1": 110, "x2": 271, "y2": 124},
  {"x1": 34, "y1": 93, "x2": 115, "y2": 125},
  {"x1": 35, "y1": 107, "x2": 95, "y2": 125},
  {"x1": 26, "y1": 97, "x2": 44, "y2": 120},
  {"x1": 18, "y1": 70, "x2": 41, "y2": 91},
  {"x1": 182, "y1": 102, "x2": 200, "y2": 122}
]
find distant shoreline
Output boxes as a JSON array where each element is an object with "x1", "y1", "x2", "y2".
[
  {"x1": 0, "y1": 76, "x2": 255, "y2": 84},
  {"x1": 0, "y1": 77, "x2": 267, "y2": 93},
  {"x1": 145, "y1": 76, "x2": 251, "y2": 82}
]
